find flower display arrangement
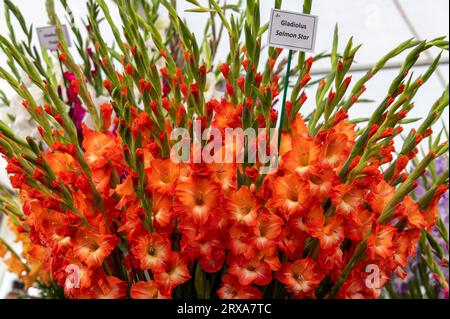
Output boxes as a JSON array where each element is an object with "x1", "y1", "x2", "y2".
[{"x1": 0, "y1": 0, "x2": 449, "y2": 299}]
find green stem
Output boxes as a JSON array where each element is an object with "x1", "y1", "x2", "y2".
[{"x1": 277, "y1": 50, "x2": 293, "y2": 151}]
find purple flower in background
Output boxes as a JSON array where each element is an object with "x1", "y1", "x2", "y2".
[
  {"x1": 162, "y1": 80, "x2": 171, "y2": 97},
  {"x1": 433, "y1": 156, "x2": 449, "y2": 298},
  {"x1": 64, "y1": 72, "x2": 79, "y2": 102},
  {"x1": 87, "y1": 47, "x2": 99, "y2": 78},
  {"x1": 68, "y1": 101, "x2": 87, "y2": 130},
  {"x1": 64, "y1": 71, "x2": 87, "y2": 141}
]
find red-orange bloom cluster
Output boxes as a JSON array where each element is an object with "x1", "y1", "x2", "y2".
[{"x1": 1, "y1": 105, "x2": 442, "y2": 299}]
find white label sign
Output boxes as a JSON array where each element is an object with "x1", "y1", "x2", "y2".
[
  {"x1": 36, "y1": 25, "x2": 71, "y2": 51},
  {"x1": 268, "y1": 9, "x2": 318, "y2": 52}
]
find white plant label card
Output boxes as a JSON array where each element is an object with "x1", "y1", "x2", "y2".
[
  {"x1": 268, "y1": 9, "x2": 318, "y2": 52},
  {"x1": 36, "y1": 25, "x2": 71, "y2": 51}
]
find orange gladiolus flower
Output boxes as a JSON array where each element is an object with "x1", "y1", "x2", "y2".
[
  {"x1": 146, "y1": 159, "x2": 180, "y2": 195},
  {"x1": 153, "y1": 253, "x2": 191, "y2": 295},
  {"x1": 228, "y1": 256, "x2": 272, "y2": 286},
  {"x1": 115, "y1": 176, "x2": 136, "y2": 210},
  {"x1": 367, "y1": 225, "x2": 397, "y2": 260},
  {"x1": 211, "y1": 100, "x2": 241, "y2": 130},
  {"x1": 333, "y1": 121, "x2": 356, "y2": 153},
  {"x1": 130, "y1": 281, "x2": 170, "y2": 299},
  {"x1": 397, "y1": 196, "x2": 426, "y2": 229},
  {"x1": 289, "y1": 203, "x2": 325, "y2": 235},
  {"x1": 308, "y1": 166, "x2": 336, "y2": 200},
  {"x1": 227, "y1": 186, "x2": 259, "y2": 226},
  {"x1": 228, "y1": 225, "x2": 257, "y2": 259},
  {"x1": 345, "y1": 209, "x2": 374, "y2": 241},
  {"x1": 152, "y1": 193, "x2": 173, "y2": 228},
  {"x1": 283, "y1": 138, "x2": 320, "y2": 177},
  {"x1": 279, "y1": 133, "x2": 292, "y2": 156},
  {"x1": 422, "y1": 185, "x2": 448, "y2": 229},
  {"x1": 131, "y1": 233, "x2": 172, "y2": 272},
  {"x1": 338, "y1": 277, "x2": 374, "y2": 299},
  {"x1": 208, "y1": 163, "x2": 237, "y2": 195},
  {"x1": 82, "y1": 125, "x2": 123, "y2": 169},
  {"x1": 250, "y1": 212, "x2": 283, "y2": 250},
  {"x1": 44, "y1": 152, "x2": 78, "y2": 176},
  {"x1": 63, "y1": 259, "x2": 94, "y2": 297},
  {"x1": 290, "y1": 115, "x2": 310, "y2": 140},
  {"x1": 269, "y1": 174, "x2": 310, "y2": 217},
  {"x1": 332, "y1": 184, "x2": 365, "y2": 216},
  {"x1": 313, "y1": 215, "x2": 345, "y2": 250},
  {"x1": 317, "y1": 247, "x2": 344, "y2": 272},
  {"x1": 319, "y1": 130, "x2": 348, "y2": 168},
  {"x1": 175, "y1": 177, "x2": 221, "y2": 225},
  {"x1": 367, "y1": 180, "x2": 395, "y2": 216},
  {"x1": 275, "y1": 258, "x2": 324, "y2": 297},
  {"x1": 390, "y1": 233, "x2": 410, "y2": 278},
  {"x1": 73, "y1": 230, "x2": 119, "y2": 268},
  {"x1": 217, "y1": 274, "x2": 262, "y2": 299},
  {"x1": 89, "y1": 276, "x2": 128, "y2": 299},
  {"x1": 91, "y1": 167, "x2": 113, "y2": 193}
]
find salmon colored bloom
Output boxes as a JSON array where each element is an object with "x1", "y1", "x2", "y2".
[
  {"x1": 275, "y1": 258, "x2": 324, "y2": 297},
  {"x1": 390, "y1": 232, "x2": 412, "y2": 279},
  {"x1": 228, "y1": 225, "x2": 257, "y2": 259},
  {"x1": 318, "y1": 130, "x2": 349, "y2": 168},
  {"x1": 197, "y1": 239, "x2": 226, "y2": 273},
  {"x1": 332, "y1": 184, "x2": 365, "y2": 216},
  {"x1": 396, "y1": 196, "x2": 426, "y2": 229},
  {"x1": 175, "y1": 176, "x2": 221, "y2": 225},
  {"x1": 152, "y1": 193, "x2": 174, "y2": 228},
  {"x1": 217, "y1": 274, "x2": 262, "y2": 299},
  {"x1": 269, "y1": 174, "x2": 310, "y2": 217},
  {"x1": 73, "y1": 230, "x2": 119, "y2": 268},
  {"x1": 146, "y1": 159, "x2": 180, "y2": 195},
  {"x1": 338, "y1": 277, "x2": 374, "y2": 299},
  {"x1": 153, "y1": 253, "x2": 191, "y2": 295},
  {"x1": 283, "y1": 138, "x2": 320, "y2": 177},
  {"x1": 290, "y1": 115, "x2": 310, "y2": 139},
  {"x1": 226, "y1": 186, "x2": 259, "y2": 226},
  {"x1": 131, "y1": 233, "x2": 172, "y2": 272},
  {"x1": 131, "y1": 111, "x2": 154, "y2": 143},
  {"x1": 289, "y1": 203, "x2": 325, "y2": 235},
  {"x1": 228, "y1": 256, "x2": 272, "y2": 286},
  {"x1": 208, "y1": 163, "x2": 237, "y2": 195},
  {"x1": 82, "y1": 125, "x2": 123, "y2": 169},
  {"x1": 313, "y1": 215, "x2": 345, "y2": 250},
  {"x1": 250, "y1": 211, "x2": 283, "y2": 250},
  {"x1": 62, "y1": 259, "x2": 94, "y2": 297},
  {"x1": 333, "y1": 121, "x2": 356, "y2": 153},
  {"x1": 317, "y1": 247, "x2": 344, "y2": 273},
  {"x1": 366, "y1": 180, "x2": 395, "y2": 216},
  {"x1": 279, "y1": 133, "x2": 292, "y2": 156},
  {"x1": 422, "y1": 185, "x2": 448, "y2": 229},
  {"x1": 44, "y1": 152, "x2": 78, "y2": 176},
  {"x1": 130, "y1": 281, "x2": 170, "y2": 299},
  {"x1": 212, "y1": 100, "x2": 241, "y2": 130},
  {"x1": 345, "y1": 209, "x2": 374, "y2": 241},
  {"x1": 367, "y1": 225, "x2": 397, "y2": 260},
  {"x1": 390, "y1": 230, "x2": 420, "y2": 279},
  {"x1": 88, "y1": 276, "x2": 128, "y2": 299},
  {"x1": 308, "y1": 166, "x2": 337, "y2": 200}
]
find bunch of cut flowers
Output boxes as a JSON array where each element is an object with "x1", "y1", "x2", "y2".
[{"x1": 0, "y1": 0, "x2": 448, "y2": 299}]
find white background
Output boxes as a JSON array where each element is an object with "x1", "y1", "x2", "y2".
[{"x1": 0, "y1": 0, "x2": 449, "y2": 297}]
